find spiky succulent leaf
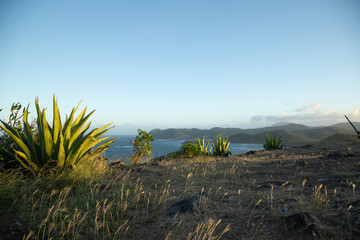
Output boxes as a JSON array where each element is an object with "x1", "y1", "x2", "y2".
[
  {"x1": 52, "y1": 95, "x2": 61, "y2": 146},
  {"x1": 0, "y1": 96, "x2": 116, "y2": 173}
]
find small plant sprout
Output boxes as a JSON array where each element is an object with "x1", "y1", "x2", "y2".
[
  {"x1": 313, "y1": 184, "x2": 329, "y2": 208},
  {"x1": 248, "y1": 199, "x2": 263, "y2": 228},
  {"x1": 301, "y1": 179, "x2": 307, "y2": 207},
  {"x1": 186, "y1": 219, "x2": 230, "y2": 240},
  {"x1": 184, "y1": 172, "x2": 194, "y2": 193},
  {"x1": 348, "y1": 182, "x2": 356, "y2": 195},
  {"x1": 346, "y1": 205, "x2": 353, "y2": 228}
]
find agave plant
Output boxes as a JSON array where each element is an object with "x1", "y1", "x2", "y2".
[
  {"x1": 212, "y1": 134, "x2": 231, "y2": 157},
  {"x1": 197, "y1": 137, "x2": 213, "y2": 155},
  {"x1": 263, "y1": 134, "x2": 284, "y2": 150},
  {"x1": 0, "y1": 96, "x2": 116, "y2": 173}
]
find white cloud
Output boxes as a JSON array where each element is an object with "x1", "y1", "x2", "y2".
[
  {"x1": 296, "y1": 102, "x2": 322, "y2": 113},
  {"x1": 251, "y1": 103, "x2": 359, "y2": 126},
  {"x1": 351, "y1": 107, "x2": 360, "y2": 118},
  {"x1": 312, "y1": 102, "x2": 322, "y2": 112}
]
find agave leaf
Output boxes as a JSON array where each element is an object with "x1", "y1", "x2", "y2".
[
  {"x1": 57, "y1": 130, "x2": 66, "y2": 169},
  {"x1": 89, "y1": 123, "x2": 114, "y2": 139},
  {"x1": 0, "y1": 146, "x2": 14, "y2": 160},
  {"x1": 68, "y1": 110, "x2": 95, "y2": 147},
  {"x1": 0, "y1": 121, "x2": 33, "y2": 162},
  {"x1": 0, "y1": 120, "x2": 22, "y2": 140},
  {"x1": 62, "y1": 102, "x2": 81, "y2": 145},
  {"x1": 52, "y1": 95, "x2": 62, "y2": 146},
  {"x1": 69, "y1": 122, "x2": 92, "y2": 147},
  {"x1": 14, "y1": 149, "x2": 39, "y2": 171},
  {"x1": 65, "y1": 137, "x2": 98, "y2": 167},
  {"x1": 90, "y1": 137, "x2": 117, "y2": 158},
  {"x1": 35, "y1": 97, "x2": 43, "y2": 143},
  {"x1": 22, "y1": 107, "x2": 39, "y2": 165},
  {"x1": 69, "y1": 124, "x2": 114, "y2": 164},
  {"x1": 72, "y1": 106, "x2": 88, "y2": 128},
  {"x1": 41, "y1": 110, "x2": 53, "y2": 159}
]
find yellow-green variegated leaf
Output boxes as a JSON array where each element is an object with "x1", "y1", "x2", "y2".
[
  {"x1": 62, "y1": 101, "x2": 81, "y2": 139},
  {"x1": 57, "y1": 130, "x2": 66, "y2": 168},
  {"x1": 72, "y1": 106, "x2": 87, "y2": 127},
  {"x1": 68, "y1": 111, "x2": 94, "y2": 147},
  {"x1": 52, "y1": 95, "x2": 62, "y2": 146},
  {"x1": 40, "y1": 109, "x2": 53, "y2": 159},
  {"x1": 22, "y1": 107, "x2": 39, "y2": 165},
  {"x1": 14, "y1": 149, "x2": 39, "y2": 171},
  {"x1": 0, "y1": 121, "x2": 33, "y2": 162}
]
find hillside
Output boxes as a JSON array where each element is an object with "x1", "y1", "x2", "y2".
[
  {"x1": 149, "y1": 123, "x2": 311, "y2": 140},
  {"x1": 229, "y1": 127, "x2": 352, "y2": 146},
  {"x1": 331, "y1": 121, "x2": 360, "y2": 133},
  {"x1": 149, "y1": 127, "x2": 245, "y2": 140},
  {"x1": 149, "y1": 123, "x2": 354, "y2": 146}
]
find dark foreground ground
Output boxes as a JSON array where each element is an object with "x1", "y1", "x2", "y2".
[{"x1": 1, "y1": 134, "x2": 360, "y2": 239}]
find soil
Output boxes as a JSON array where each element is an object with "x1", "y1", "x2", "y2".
[
  {"x1": 2, "y1": 134, "x2": 359, "y2": 239},
  {"x1": 134, "y1": 134, "x2": 360, "y2": 239}
]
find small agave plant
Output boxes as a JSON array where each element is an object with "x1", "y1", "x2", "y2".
[
  {"x1": 263, "y1": 134, "x2": 284, "y2": 150},
  {"x1": 212, "y1": 134, "x2": 231, "y2": 157},
  {"x1": 0, "y1": 96, "x2": 116, "y2": 173},
  {"x1": 197, "y1": 137, "x2": 213, "y2": 155}
]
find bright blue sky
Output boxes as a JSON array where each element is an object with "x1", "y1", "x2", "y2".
[{"x1": 1, "y1": 0, "x2": 359, "y2": 134}]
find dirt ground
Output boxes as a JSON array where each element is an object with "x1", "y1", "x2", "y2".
[
  {"x1": 131, "y1": 133, "x2": 360, "y2": 239},
  {"x1": 2, "y1": 134, "x2": 359, "y2": 239}
]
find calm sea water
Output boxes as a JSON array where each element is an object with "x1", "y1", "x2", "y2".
[{"x1": 104, "y1": 135, "x2": 264, "y2": 162}]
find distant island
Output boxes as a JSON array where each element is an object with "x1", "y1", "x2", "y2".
[{"x1": 149, "y1": 122, "x2": 360, "y2": 147}]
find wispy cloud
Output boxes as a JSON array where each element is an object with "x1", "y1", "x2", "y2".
[
  {"x1": 251, "y1": 102, "x2": 360, "y2": 126},
  {"x1": 296, "y1": 102, "x2": 322, "y2": 112}
]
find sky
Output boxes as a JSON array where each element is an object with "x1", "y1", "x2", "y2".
[{"x1": 1, "y1": 0, "x2": 359, "y2": 135}]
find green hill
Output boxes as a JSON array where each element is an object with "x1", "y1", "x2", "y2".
[
  {"x1": 149, "y1": 127, "x2": 245, "y2": 140},
  {"x1": 149, "y1": 123, "x2": 353, "y2": 146},
  {"x1": 228, "y1": 127, "x2": 350, "y2": 146}
]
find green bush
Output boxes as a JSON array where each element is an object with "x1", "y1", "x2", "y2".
[
  {"x1": 263, "y1": 134, "x2": 284, "y2": 150},
  {"x1": 130, "y1": 129, "x2": 154, "y2": 165},
  {"x1": 0, "y1": 96, "x2": 116, "y2": 175},
  {"x1": 212, "y1": 134, "x2": 232, "y2": 157},
  {"x1": 174, "y1": 142, "x2": 202, "y2": 158}
]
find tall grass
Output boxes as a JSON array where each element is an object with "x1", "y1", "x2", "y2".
[{"x1": 1, "y1": 151, "x2": 359, "y2": 239}]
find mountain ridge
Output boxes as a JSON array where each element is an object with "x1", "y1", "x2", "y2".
[{"x1": 149, "y1": 122, "x2": 359, "y2": 146}]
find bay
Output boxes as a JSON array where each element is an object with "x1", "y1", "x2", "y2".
[{"x1": 104, "y1": 135, "x2": 264, "y2": 162}]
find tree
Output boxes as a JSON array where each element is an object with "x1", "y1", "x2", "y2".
[{"x1": 130, "y1": 129, "x2": 154, "y2": 165}]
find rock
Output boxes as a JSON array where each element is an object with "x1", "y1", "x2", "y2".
[
  {"x1": 108, "y1": 160, "x2": 126, "y2": 168},
  {"x1": 284, "y1": 212, "x2": 316, "y2": 235},
  {"x1": 166, "y1": 192, "x2": 206, "y2": 217},
  {"x1": 295, "y1": 159, "x2": 308, "y2": 166},
  {"x1": 166, "y1": 196, "x2": 199, "y2": 217}
]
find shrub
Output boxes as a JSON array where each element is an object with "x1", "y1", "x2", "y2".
[
  {"x1": 263, "y1": 134, "x2": 284, "y2": 150},
  {"x1": 212, "y1": 134, "x2": 232, "y2": 157},
  {"x1": 130, "y1": 129, "x2": 154, "y2": 165},
  {"x1": 173, "y1": 142, "x2": 202, "y2": 158},
  {"x1": 0, "y1": 96, "x2": 116, "y2": 174},
  {"x1": 0, "y1": 102, "x2": 37, "y2": 169}
]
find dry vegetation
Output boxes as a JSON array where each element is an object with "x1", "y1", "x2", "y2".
[{"x1": 1, "y1": 138, "x2": 360, "y2": 239}]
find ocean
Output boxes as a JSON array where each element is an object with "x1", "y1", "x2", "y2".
[{"x1": 104, "y1": 135, "x2": 264, "y2": 162}]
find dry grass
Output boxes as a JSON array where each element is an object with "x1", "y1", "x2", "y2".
[{"x1": 1, "y1": 144, "x2": 360, "y2": 239}]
